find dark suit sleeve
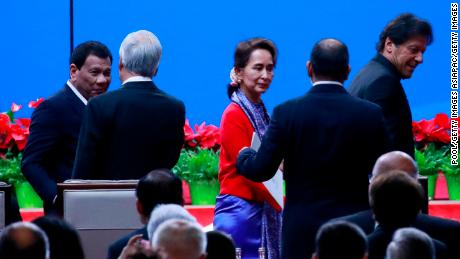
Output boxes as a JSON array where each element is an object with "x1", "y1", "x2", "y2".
[
  {"x1": 236, "y1": 105, "x2": 285, "y2": 182},
  {"x1": 21, "y1": 101, "x2": 61, "y2": 204},
  {"x1": 72, "y1": 100, "x2": 104, "y2": 179},
  {"x1": 166, "y1": 101, "x2": 185, "y2": 169},
  {"x1": 362, "y1": 76, "x2": 400, "y2": 147}
]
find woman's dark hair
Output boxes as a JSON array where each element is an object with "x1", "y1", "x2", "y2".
[
  {"x1": 376, "y1": 13, "x2": 433, "y2": 52},
  {"x1": 227, "y1": 38, "x2": 277, "y2": 99}
]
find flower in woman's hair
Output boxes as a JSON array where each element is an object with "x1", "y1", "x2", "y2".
[{"x1": 230, "y1": 67, "x2": 238, "y2": 87}]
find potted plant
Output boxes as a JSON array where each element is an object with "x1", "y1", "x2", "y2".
[
  {"x1": 173, "y1": 120, "x2": 220, "y2": 205},
  {"x1": 413, "y1": 113, "x2": 455, "y2": 199},
  {"x1": 0, "y1": 100, "x2": 44, "y2": 208}
]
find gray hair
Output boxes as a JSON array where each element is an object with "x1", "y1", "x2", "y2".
[
  {"x1": 119, "y1": 29, "x2": 162, "y2": 77},
  {"x1": 386, "y1": 227, "x2": 435, "y2": 259},
  {"x1": 152, "y1": 219, "x2": 207, "y2": 259},
  {"x1": 0, "y1": 222, "x2": 50, "y2": 259},
  {"x1": 147, "y1": 204, "x2": 197, "y2": 240}
]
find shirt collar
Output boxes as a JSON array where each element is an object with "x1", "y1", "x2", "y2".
[
  {"x1": 312, "y1": 80, "x2": 343, "y2": 87},
  {"x1": 122, "y1": 76, "x2": 152, "y2": 85},
  {"x1": 67, "y1": 80, "x2": 88, "y2": 105}
]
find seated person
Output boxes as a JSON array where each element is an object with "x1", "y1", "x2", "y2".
[
  {"x1": 386, "y1": 227, "x2": 435, "y2": 259},
  {"x1": 312, "y1": 220, "x2": 367, "y2": 259},
  {"x1": 334, "y1": 151, "x2": 460, "y2": 258},
  {"x1": 206, "y1": 230, "x2": 236, "y2": 259},
  {"x1": 0, "y1": 222, "x2": 50, "y2": 259},
  {"x1": 33, "y1": 216, "x2": 84, "y2": 259},
  {"x1": 152, "y1": 219, "x2": 207, "y2": 259},
  {"x1": 107, "y1": 168, "x2": 183, "y2": 259},
  {"x1": 367, "y1": 170, "x2": 446, "y2": 259}
]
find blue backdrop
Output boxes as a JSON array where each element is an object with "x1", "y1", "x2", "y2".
[{"x1": 1, "y1": 1, "x2": 449, "y2": 126}]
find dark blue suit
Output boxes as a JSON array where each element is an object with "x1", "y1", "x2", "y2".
[
  {"x1": 72, "y1": 81, "x2": 185, "y2": 180},
  {"x1": 237, "y1": 83, "x2": 389, "y2": 259},
  {"x1": 22, "y1": 84, "x2": 85, "y2": 213}
]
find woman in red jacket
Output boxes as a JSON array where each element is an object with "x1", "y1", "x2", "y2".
[{"x1": 214, "y1": 38, "x2": 282, "y2": 259}]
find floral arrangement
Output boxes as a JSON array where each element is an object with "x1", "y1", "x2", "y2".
[
  {"x1": 173, "y1": 120, "x2": 220, "y2": 183},
  {"x1": 0, "y1": 98, "x2": 43, "y2": 186},
  {"x1": 412, "y1": 113, "x2": 458, "y2": 176}
]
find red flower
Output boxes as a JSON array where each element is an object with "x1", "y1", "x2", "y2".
[
  {"x1": 183, "y1": 120, "x2": 220, "y2": 150},
  {"x1": 9, "y1": 124, "x2": 28, "y2": 151},
  {"x1": 412, "y1": 113, "x2": 451, "y2": 144},
  {"x1": 28, "y1": 98, "x2": 44, "y2": 109},
  {"x1": 10, "y1": 102, "x2": 22, "y2": 112}
]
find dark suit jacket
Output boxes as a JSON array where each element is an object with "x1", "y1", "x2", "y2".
[
  {"x1": 237, "y1": 83, "x2": 389, "y2": 259},
  {"x1": 22, "y1": 84, "x2": 85, "y2": 210},
  {"x1": 107, "y1": 227, "x2": 148, "y2": 259},
  {"x1": 335, "y1": 209, "x2": 460, "y2": 258},
  {"x1": 348, "y1": 54, "x2": 414, "y2": 157},
  {"x1": 72, "y1": 80, "x2": 185, "y2": 180},
  {"x1": 368, "y1": 226, "x2": 448, "y2": 259}
]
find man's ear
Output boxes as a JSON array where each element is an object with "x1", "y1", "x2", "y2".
[
  {"x1": 136, "y1": 199, "x2": 144, "y2": 215},
  {"x1": 344, "y1": 64, "x2": 351, "y2": 81},
  {"x1": 70, "y1": 64, "x2": 78, "y2": 82},
  {"x1": 384, "y1": 37, "x2": 395, "y2": 54},
  {"x1": 306, "y1": 61, "x2": 313, "y2": 78}
]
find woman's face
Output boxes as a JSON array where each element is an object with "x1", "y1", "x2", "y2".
[{"x1": 236, "y1": 49, "x2": 274, "y2": 103}]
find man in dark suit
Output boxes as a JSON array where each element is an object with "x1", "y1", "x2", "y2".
[
  {"x1": 107, "y1": 168, "x2": 183, "y2": 259},
  {"x1": 21, "y1": 41, "x2": 112, "y2": 214},
  {"x1": 366, "y1": 170, "x2": 447, "y2": 259},
  {"x1": 335, "y1": 151, "x2": 460, "y2": 258},
  {"x1": 348, "y1": 13, "x2": 433, "y2": 158},
  {"x1": 236, "y1": 38, "x2": 389, "y2": 259},
  {"x1": 72, "y1": 30, "x2": 185, "y2": 180}
]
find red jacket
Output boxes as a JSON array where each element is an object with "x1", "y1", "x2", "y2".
[{"x1": 218, "y1": 102, "x2": 281, "y2": 211}]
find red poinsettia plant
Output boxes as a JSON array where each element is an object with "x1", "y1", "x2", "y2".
[
  {"x1": 412, "y1": 113, "x2": 457, "y2": 177},
  {"x1": 174, "y1": 120, "x2": 221, "y2": 183},
  {"x1": 0, "y1": 98, "x2": 43, "y2": 185}
]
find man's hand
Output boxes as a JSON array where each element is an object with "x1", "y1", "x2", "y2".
[{"x1": 118, "y1": 234, "x2": 155, "y2": 259}]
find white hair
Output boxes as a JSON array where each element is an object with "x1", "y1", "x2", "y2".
[
  {"x1": 152, "y1": 219, "x2": 207, "y2": 259},
  {"x1": 386, "y1": 227, "x2": 435, "y2": 259},
  {"x1": 119, "y1": 29, "x2": 162, "y2": 77},
  {"x1": 147, "y1": 204, "x2": 197, "y2": 240}
]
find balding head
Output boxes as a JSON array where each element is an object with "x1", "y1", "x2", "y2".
[
  {"x1": 307, "y1": 38, "x2": 350, "y2": 82},
  {"x1": 372, "y1": 151, "x2": 418, "y2": 180},
  {"x1": 0, "y1": 222, "x2": 50, "y2": 259},
  {"x1": 152, "y1": 219, "x2": 206, "y2": 259}
]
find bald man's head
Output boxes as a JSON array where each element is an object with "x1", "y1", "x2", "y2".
[
  {"x1": 307, "y1": 38, "x2": 350, "y2": 82},
  {"x1": 372, "y1": 151, "x2": 418, "y2": 180}
]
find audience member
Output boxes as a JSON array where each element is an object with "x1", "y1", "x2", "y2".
[
  {"x1": 22, "y1": 41, "x2": 112, "y2": 215},
  {"x1": 349, "y1": 13, "x2": 433, "y2": 157},
  {"x1": 236, "y1": 38, "x2": 388, "y2": 258},
  {"x1": 312, "y1": 221, "x2": 367, "y2": 259},
  {"x1": 152, "y1": 219, "x2": 206, "y2": 259},
  {"x1": 0, "y1": 222, "x2": 50, "y2": 259},
  {"x1": 107, "y1": 168, "x2": 183, "y2": 259},
  {"x1": 386, "y1": 228, "x2": 435, "y2": 259},
  {"x1": 367, "y1": 170, "x2": 446, "y2": 259},
  {"x1": 146, "y1": 204, "x2": 197, "y2": 240},
  {"x1": 32, "y1": 216, "x2": 84, "y2": 259},
  {"x1": 206, "y1": 230, "x2": 236, "y2": 259},
  {"x1": 72, "y1": 29, "x2": 185, "y2": 180},
  {"x1": 335, "y1": 151, "x2": 460, "y2": 258}
]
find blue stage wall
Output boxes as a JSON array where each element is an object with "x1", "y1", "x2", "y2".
[{"x1": 1, "y1": 1, "x2": 449, "y2": 126}]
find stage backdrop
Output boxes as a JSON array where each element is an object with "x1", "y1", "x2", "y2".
[{"x1": 1, "y1": 1, "x2": 449, "y2": 126}]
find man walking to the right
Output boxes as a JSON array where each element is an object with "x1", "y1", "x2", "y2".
[{"x1": 348, "y1": 13, "x2": 433, "y2": 157}]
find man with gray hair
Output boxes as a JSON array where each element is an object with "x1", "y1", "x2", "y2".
[
  {"x1": 72, "y1": 30, "x2": 185, "y2": 180},
  {"x1": 152, "y1": 219, "x2": 207, "y2": 259},
  {"x1": 0, "y1": 222, "x2": 50, "y2": 259},
  {"x1": 386, "y1": 228, "x2": 435, "y2": 259}
]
